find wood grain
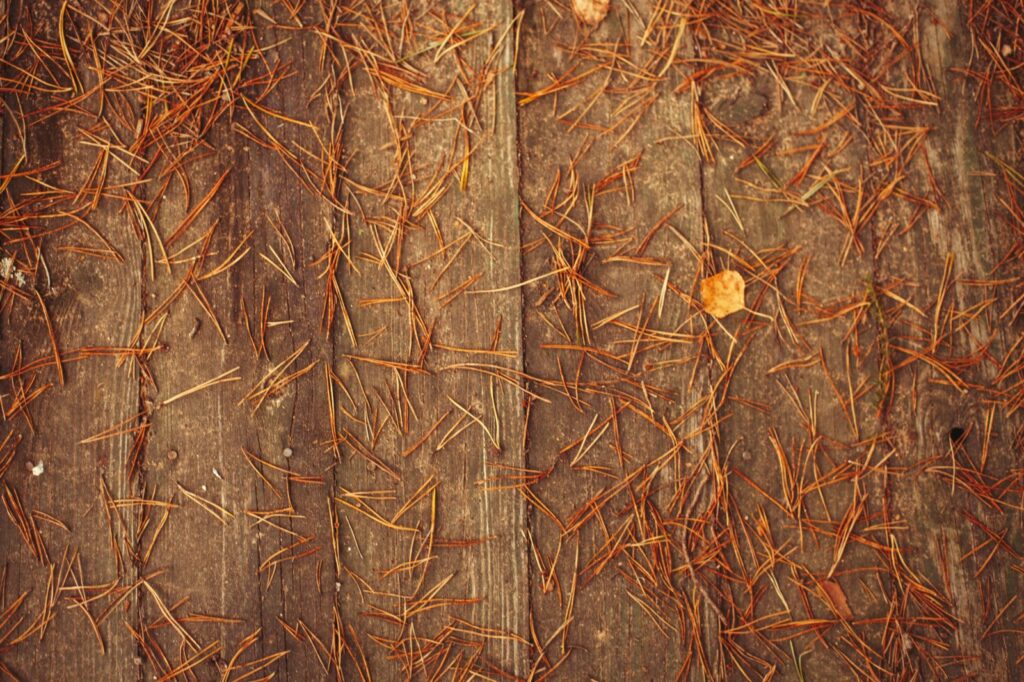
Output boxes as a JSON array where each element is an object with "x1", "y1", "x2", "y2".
[
  {"x1": 516, "y1": 3, "x2": 708, "y2": 677},
  {"x1": 0, "y1": 3, "x2": 140, "y2": 678},
  {"x1": 1, "y1": 0, "x2": 1021, "y2": 679},
  {"x1": 699, "y1": 67, "x2": 884, "y2": 681},
  {"x1": 326, "y1": 0, "x2": 529, "y2": 674},
  {"x1": 876, "y1": 1, "x2": 1023, "y2": 677}
]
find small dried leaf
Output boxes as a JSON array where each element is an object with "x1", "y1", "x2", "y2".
[
  {"x1": 572, "y1": 0, "x2": 609, "y2": 26},
  {"x1": 820, "y1": 579, "x2": 853, "y2": 620},
  {"x1": 700, "y1": 269, "x2": 745, "y2": 318}
]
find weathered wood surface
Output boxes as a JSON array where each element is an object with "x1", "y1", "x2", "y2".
[
  {"x1": 515, "y1": 2, "x2": 709, "y2": 678},
  {"x1": 1, "y1": 5, "x2": 141, "y2": 679},
  {"x1": 879, "y1": 1, "x2": 1024, "y2": 678},
  {"x1": 1, "y1": 0, "x2": 1022, "y2": 680}
]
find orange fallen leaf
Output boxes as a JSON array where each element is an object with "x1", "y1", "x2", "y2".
[
  {"x1": 572, "y1": 0, "x2": 609, "y2": 26},
  {"x1": 819, "y1": 579, "x2": 853, "y2": 620},
  {"x1": 700, "y1": 269, "x2": 745, "y2": 318}
]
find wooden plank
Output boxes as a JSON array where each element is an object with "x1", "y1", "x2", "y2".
[
  {"x1": 131, "y1": 7, "x2": 284, "y2": 678},
  {"x1": 698, "y1": 72, "x2": 883, "y2": 681},
  {"x1": 874, "y1": 1, "x2": 1023, "y2": 677},
  {"x1": 686, "y1": 1, "x2": 1022, "y2": 675},
  {"x1": 137, "y1": 3, "x2": 342, "y2": 676},
  {"x1": 689, "y1": 2, "x2": 1021, "y2": 676},
  {"x1": 236, "y1": 4, "x2": 339, "y2": 676},
  {"x1": 0, "y1": 3, "x2": 140, "y2": 679},
  {"x1": 123, "y1": 5, "x2": 349, "y2": 678},
  {"x1": 681, "y1": 2, "x2": 978, "y2": 673},
  {"x1": 516, "y1": 4, "x2": 709, "y2": 678},
  {"x1": 319, "y1": 0, "x2": 529, "y2": 676}
]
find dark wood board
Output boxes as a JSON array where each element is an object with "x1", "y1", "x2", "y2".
[
  {"x1": 515, "y1": 2, "x2": 709, "y2": 678},
  {"x1": 1, "y1": 3, "x2": 141, "y2": 679},
  {"x1": 874, "y1": 1, "x2": 1024, "y2": 677},
  {"x1": 325, "y1": 0, "x2": 529, "y2": 676}
]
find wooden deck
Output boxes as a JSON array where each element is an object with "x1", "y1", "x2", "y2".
[{"x1": 1, "y1": 0, "x2": 1022, "y2": 679}]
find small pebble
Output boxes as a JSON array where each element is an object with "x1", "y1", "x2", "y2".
[
  {"x1": 282, "y1": 447, "x2": 293, "y2": 458},
  {"x1": 24, "y1": 459, "x2": 34, "y2": 472},
  {"x1": 201, "y1": 484, "x2": 207, "y2": 492},
  {"x1": 31, "y1": 461, "x2": 45, "y2": 477},
  {"x1": 167, "y1": 449, "x2": 178, "y2": 461},
  {"x1": 1002, "y1": 43, "x2": 1013, "y2": 57}
]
